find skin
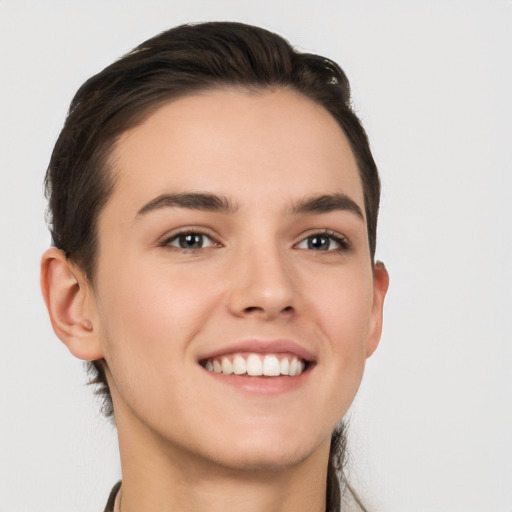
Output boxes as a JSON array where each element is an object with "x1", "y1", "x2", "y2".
[{"x1": 41, "y1": 88, "x2": 388, "y2": 512}]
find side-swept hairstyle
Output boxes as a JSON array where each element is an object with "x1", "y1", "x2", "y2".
[{"x1": 45, "y1": 21, "x2": 378, "y2": 512}]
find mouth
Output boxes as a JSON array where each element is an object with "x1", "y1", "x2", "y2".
[{"x1": 200, "y1": 353, "x2": 311, "y2": 377}]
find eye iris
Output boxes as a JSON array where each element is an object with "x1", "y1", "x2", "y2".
[
  {"x1": 179, "y1": 234, "x2": 203, "y2": 249},
  {"x1": 308, "y1": 236, "x2": 330, "y2": 251}
]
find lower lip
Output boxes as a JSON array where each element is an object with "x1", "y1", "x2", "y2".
[{"x1": 201, "y1": 366, "x2": 313, "y2": 395}]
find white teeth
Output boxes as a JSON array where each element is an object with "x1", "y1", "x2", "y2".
[
  {"x1": 280, "y1": 357, "x2": 290, "y2": 376},
  {"x1": 221, "y1": 357, "x2": 233, "y2": 375},
  {"x1": 233, "y1": 354, "x2": 246, "y2": 375},
  {"x1": 246, "y1": 354, "x2": 263, "y2": 376},
  {"x1": 204, "y1": 353, "x2": 308, "y2": 377},
  {"x1": 289, "y1": 357, "x2": 298, "y2": 376},
  {"x1": 263, "y1": 355, "x2": 281, "y2": 376}
]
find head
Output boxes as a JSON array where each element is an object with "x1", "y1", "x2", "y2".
[{"x1": 41, "y1": 22, "x2": 387, "y2": 511}]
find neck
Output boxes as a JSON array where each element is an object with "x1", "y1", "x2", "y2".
[{"x1": 115, "y1": 409, "x2": 330, "y2": 512}]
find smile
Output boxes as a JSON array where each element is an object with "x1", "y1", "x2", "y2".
[{"x1": 201, "y1": 353, "x2": 307, "y2": 377}]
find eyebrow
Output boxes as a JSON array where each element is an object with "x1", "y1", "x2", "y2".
[
  {"x1": 136, "y1": 191, "x2": 364, "y2": 220},
  {"x1": 136, "y1": 192, "x2": 238, "y2": 216},
  {"x1": 290, "y1": 193, "x2": 364, "y2": 220}
]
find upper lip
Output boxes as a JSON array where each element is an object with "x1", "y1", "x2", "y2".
[{"x1": 198, "y1": 339, "x2": 316, "y2": 363}]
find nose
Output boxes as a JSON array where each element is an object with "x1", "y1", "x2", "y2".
[{"x1": 227, "y1": 242, "x2": 297, "y2": 321}]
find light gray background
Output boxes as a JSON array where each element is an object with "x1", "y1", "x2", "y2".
[{"x1": 1, "y1": 1, "x2": 511, "y2": 511}]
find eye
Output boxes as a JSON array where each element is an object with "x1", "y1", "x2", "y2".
[
  {"x1": 296, "y1": 232, "x2": 349, "y2": 252},
  {"x1": 164, "y1": 231, "x2": 216, "y2": 250}
]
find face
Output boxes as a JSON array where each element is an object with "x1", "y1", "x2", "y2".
[{"x1": 88, "y1": 88, "x2": 387, "y2": 471}]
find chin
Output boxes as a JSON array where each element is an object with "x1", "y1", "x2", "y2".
[
  {"x1": 201, "y1": 425, "x2": 329, "y2": 473},
  {"x1": 213, "y1": 447, "x2": 315, "y2": 473}
]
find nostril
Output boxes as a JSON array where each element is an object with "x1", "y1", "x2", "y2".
[
  {"x1": 244, "y1": 306, "x2": 264, "y2": 313},
  {"x1": 243, "y1": 305, "x2": 293, "y2": 315}
]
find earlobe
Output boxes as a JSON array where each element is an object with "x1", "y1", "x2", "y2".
[
  {"x1": 366, "y1": 261, "x2": 389, "y2": 358},
  {"x1": 40, "y1": 248, "x2": 104, "y2": 361}
]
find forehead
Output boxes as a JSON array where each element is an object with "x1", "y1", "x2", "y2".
[{"x1": 107, "y1": 88, "x2": 364, "y2": 216}]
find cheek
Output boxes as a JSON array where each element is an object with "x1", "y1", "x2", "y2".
[
  {"x1": 93, "y1": 259, "x2": 225, "y2": 422},
  {"x1": 305, "y1": 263, "x2": 373, "y2": 343},
  {"x1": 95, "y1": 258, "x2": 221, "y2": 368},
  {"x1": 302, "y1": 265, "x2": 373, "y2": 404}
]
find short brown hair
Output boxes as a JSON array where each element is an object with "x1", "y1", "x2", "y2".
[{"x1": 45, "y1": 22, "x2": 378, "y2": 511}]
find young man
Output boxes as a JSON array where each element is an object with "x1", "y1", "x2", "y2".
[{"x1": 41, "y1": 22, "x2": 388, "y2": 512}]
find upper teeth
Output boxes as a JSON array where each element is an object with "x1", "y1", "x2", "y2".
[{"x1": 204, "y1": 354, "x2": 306, "y2": 377}]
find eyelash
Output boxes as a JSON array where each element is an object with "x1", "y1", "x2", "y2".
[
  {"x1": 297, "y1": 230, "x2": 351, "y2": 252},
  {"x1": 161, "y1": 229, "x2": 220, "y2": 252},
  {"x1": 161, "y1": 229, "x2": 350, "y2": 253}
]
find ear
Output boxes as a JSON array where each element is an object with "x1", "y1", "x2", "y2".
[
  {"x1": 365, "y1": 261, "x2": 389, "y2": 358},
  {"x1": 40, "y1": 247, "x2": 104, "y2": 361}
]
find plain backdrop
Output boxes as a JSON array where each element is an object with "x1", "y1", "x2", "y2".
[{"x1": 0, "y1": 1, "x2": 511, "y2": 511}]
